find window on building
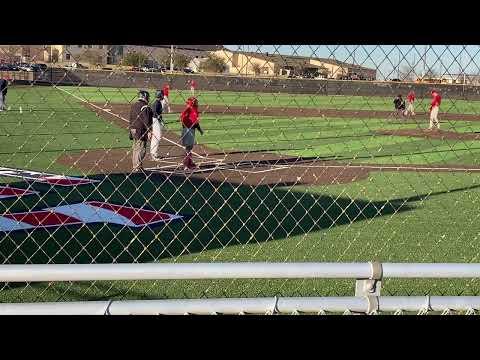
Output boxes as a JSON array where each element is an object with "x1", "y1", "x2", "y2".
[{"x1": 66, "y1": 54, "x2": 71, "y2": 60}]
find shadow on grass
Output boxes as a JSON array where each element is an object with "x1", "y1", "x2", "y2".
[
  {"x1": 1, "y1": 173, "x2": 479, "y2": 300},
  {"x1": 0, "y1": 171, "x2": 418, "y2": 265}
]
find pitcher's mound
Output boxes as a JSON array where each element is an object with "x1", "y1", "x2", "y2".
[{"x1": 376, "y1": 128, "x2": 480, "y2": 140}]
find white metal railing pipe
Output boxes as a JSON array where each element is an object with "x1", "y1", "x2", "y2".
[
  {"x1": 0, "y1": 296, "x2": 479, "y2": 315},
  {"x1": 2, "y1": 263, "x2": 480, "y2": 283},
  {"x1": 382, "y1": 263, "x2": 480, "y2": 278},
  {"x1": 0, "y1": 263, "x2": 372, "y2": 282}
]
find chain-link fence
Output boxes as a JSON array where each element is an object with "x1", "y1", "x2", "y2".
[{"x1": 1, "y1": 45, "x2": 480, "y2": 314}]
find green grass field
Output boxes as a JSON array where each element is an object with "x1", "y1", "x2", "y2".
[
  {"x1": 6, "y1": 85, "x2": 480, "y2": 114},
  {"x1": 1, "y1": 85, "x2": 480, "y2": 303}
]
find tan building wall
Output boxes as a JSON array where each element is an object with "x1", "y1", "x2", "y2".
[
  {"x1": 52, "y1": 45, "x2": 109, "y2": 65},
  {"x1": 0, "y1": 45, "x2": 49, "y2": 63},
  {"x1": 309, "y1": 59, "x2": 347, "y2": 79},
  {"x1": 211, "y1": 50, "x2": 276, "y2": 76}
]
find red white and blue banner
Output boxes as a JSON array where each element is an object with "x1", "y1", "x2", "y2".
[
  {"x1": 0, "y1": 201, "x2": 184, "y2": 231},
  {"x1": 0, "y1": 186, "x2": 38, "y2": 199},
  {"x1": 0, "y1": 167, "x2": 99, "y2": 187}
]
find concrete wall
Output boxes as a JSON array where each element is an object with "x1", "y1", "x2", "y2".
[{"x1": 33, "y1": 68, "x2": 480, "y2": 100}]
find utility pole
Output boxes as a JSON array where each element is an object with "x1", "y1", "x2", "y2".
[
  {"x1": 397, "y1": 46, "x2": 401, "y2": 79},
  {"x1": 423, "y1": 45, "x2": 428, "y2": 79},
  {"x1": 170, "y1": 45, "x2": 174, "y2": 72}
]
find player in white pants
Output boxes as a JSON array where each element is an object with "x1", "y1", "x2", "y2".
[
  {"x1": 162, "y1": 83, "x2": 171, "y2": 113},
  {"x1": 429, "y1": 105, "x2": 440, "y2": 129},
  {"x1": 429, "y1": 90, "x2": 442, "y2": 130},
  {"x1": 150, "y1": 90, "x2": 166, "y2": 161}
]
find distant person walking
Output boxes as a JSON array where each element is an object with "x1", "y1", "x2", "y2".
[
  {"x1": 406, "y1": 90, "x2": 416, "y2": 116},
  {"x1": 0, "y1": 77, "x2": 8, "y2": 111},
  {"x1": 190, "y1": 79, "x2": 196, "y2": 96},
  {"x1": 429, "y1": 89, "x2": 442, "y2": 130}
]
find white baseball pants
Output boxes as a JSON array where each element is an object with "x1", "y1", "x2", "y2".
[{"x1": 150, "y1": 118, "x2": 165, "y2": 160}]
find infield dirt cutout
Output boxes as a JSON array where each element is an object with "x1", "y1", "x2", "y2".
[{"x1": 56, "y1": 103, "x2": 480, "y2": 186}]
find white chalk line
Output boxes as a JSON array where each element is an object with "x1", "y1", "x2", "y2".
[
  {"x1": 55, "y1": 86, "x2": 211, "y2": 160},
  {"x1": 281, "y1": 163, "x2": 480, "y2": 172}
]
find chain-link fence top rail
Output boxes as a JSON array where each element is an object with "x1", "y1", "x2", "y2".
[{"x1": 1, "y1": 45, "x2": 480, "y2": 306}]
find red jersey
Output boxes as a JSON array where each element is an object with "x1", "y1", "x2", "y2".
[
  {"x1": 180, "y1": 98, "x2": 199, "y2": 128},
  {"x1": 163, "y1": 84, "x2": 170, "y2": 97},
  {"x1": 190, "y1": 80, "x2": 196, "y2": 88},
  {"x1": 431, "y1": 92, "x2": 441, "y2": 107},
  {"x1": 407, "y1": 91, "x2": 415, "y2": 103}
]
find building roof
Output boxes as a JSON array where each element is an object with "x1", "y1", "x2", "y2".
[
  {"x1": 217, "y1": 49, "x2": 375, "y2": 72},
  {"x1": 150, "y1": 45, "x2": 224, "y2": 52}
]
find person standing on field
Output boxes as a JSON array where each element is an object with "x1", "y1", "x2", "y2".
[
  {"x1": 180, "y1": 97, "x2": 204, "y2": 171},
  {"x1": 406, "y1": 90, "x2": 416, "y2": 116},
  {"x1": 190, "y1": 79, "x2": 196, "y2": 96},
  {"x1": 393, "y1": 94, "x2": 406, "y2": 118},
  {"x1": 129, "y1": 90, "x2": 153, "y2": 172},
  {"x1": 429, "y1": 89, "x2": 442, "y2": 130},
  {"x1": 150, "y1": 90, "x2": 166, "y2": 161},
  {"x1": 162, "y1": 83, "x2": 171, "y2": 113},
  {"x1": 0, "y1": 77, "x2": 8, "y2": 111}
]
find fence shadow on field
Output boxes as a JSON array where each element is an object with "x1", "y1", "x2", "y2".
[
  {"x1": 2, "y1": 175, "x2": 480, "y2": 301},
  {"x1": 4, "y1": 172, "x2": 477, "y2": 267}
]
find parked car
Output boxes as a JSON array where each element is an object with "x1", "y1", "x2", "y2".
[
  {"x1": 141, "y1": 66, "x2": 157, "y2": 73},
  {"x1": 31, "y1": 63, "x2": 48, "y2": 72},
  {"x1": 0, "y1": 64, "x2": 20, "y2": 71},
  {"x1": 18, "y1": 63, "x2": 34, "y2": 72},
  {"x1": 183, "y1": 67, "x2": 195, "y2": 74},
  {"x1": 390, "y1": 78, "x2": 401, "y2": 82},
  {"x1": 65, "y1": 62, "x2": 88, "y2": 70}
]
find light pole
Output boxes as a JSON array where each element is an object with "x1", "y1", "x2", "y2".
[{"x1": 170, "y1": 45, "x2": 174, "y2": 72}]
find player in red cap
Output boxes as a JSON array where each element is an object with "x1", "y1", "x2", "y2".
[
  {"x1": 162, "y1": 83, "x2": 171, "y2": 113},
  {"x1": 429, "y1": 89, "x2": 442, "y2": 130},
  {"x1": 406, "y1": 90, "x2": 416, "y2": 116},
  {"x1": 180, "y1": 97, "x2": 203, "y2": 170}
]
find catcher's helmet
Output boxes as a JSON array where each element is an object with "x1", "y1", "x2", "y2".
[
  {"x1": 138, "y1": 90, "x2": 150, "y2": 102},
  {"x1": 156, "y1": 90, "x2": 164, "y2": 99}
]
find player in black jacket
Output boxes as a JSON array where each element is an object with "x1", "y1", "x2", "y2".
[
  {"x1": 129, "y1": 90, "x2": 153, "y2": 172},
  {"x1": 393, "y1": 94, "x2": 406, "y2": 117},
  {"x1": 0, "y1": 78, "x2": 8, "y2": 111}
]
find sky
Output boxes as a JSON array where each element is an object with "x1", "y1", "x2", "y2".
[{"x1": 224, "y1": 45, "x2": 480, "y2": 80}]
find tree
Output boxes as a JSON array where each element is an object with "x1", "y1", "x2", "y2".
[
  {"x1": 122, "y1": 51, "x2": 148, "y2": 67},
  {"x1": 78, "y1": 49, "x2": 104, "y2": 65},
  {"x1": 0, "y1": 46, "x2": 22, "y2": 63},
  {"x1": 158, "y1": 52, "x2": 190, "y2": 70},
  {"x1": 173, "y1": 53, "x2": 190, "y2": 69},
  {"x1": 424, "y1": 68, "x2": 439, "y2": 78},
  {"x1": 199, "y1": 54, "x2": 227, "y2": 74},
  {"x1": 250, "y1": 62, "x2": 261, "y2": 76},
  {"x1": 399, "y1": 64, "x2": 417, "y2": 81}
]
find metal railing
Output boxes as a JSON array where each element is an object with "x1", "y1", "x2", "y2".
[{"x1": 2, "y1": 262, "x2": 480, "y2": 315}]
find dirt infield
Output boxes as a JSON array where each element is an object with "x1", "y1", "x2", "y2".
[
  {"x1": 376, "y1": 128, "x2": 480, "y2": 140},
  {"x1": 95, "y1": 103, "x2": 480, "y2": 121},
  {"x1": 56, "y1": 103, "x2": 480, "y2": 187}
]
